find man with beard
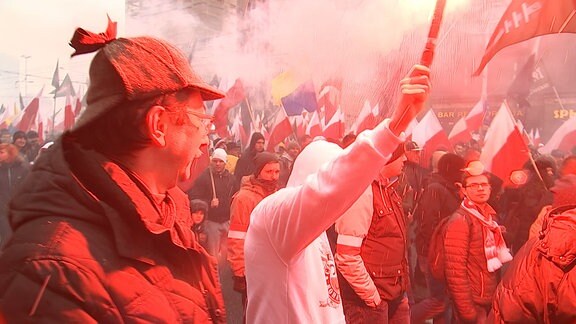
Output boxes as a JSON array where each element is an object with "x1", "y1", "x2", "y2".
[
  {"x1": 227, "y1": 151, "x2": 280, "y2": 319},
  {"x1": 0, "y1": 23, "x2": 227, "y2": 322}
]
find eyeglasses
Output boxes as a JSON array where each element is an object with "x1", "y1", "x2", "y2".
[
  {"x1": 465, "y1": 182, "x2": 491, "y2": 190},
  {"x1": 167, "y1": 108, "x2": 214, "y2": 131},
  {"x1": 186, "y1": 109, "x2": 214, "y2": 130}
]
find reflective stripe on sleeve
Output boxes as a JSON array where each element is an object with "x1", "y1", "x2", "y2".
[
  {"x1": 228, "y1": 230, "x2": 246, "y2": 239},
  {"x1": 337, "y1": 234, "x2": 363, "y2": 247}
]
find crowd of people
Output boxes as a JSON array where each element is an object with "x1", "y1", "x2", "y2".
[{"x1": 0, "y1": 24, "x2": 575, "y2": 324}]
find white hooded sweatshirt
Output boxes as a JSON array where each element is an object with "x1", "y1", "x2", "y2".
[{"x1": 244, "y1": 121, "x2": 403, "y2": 323}]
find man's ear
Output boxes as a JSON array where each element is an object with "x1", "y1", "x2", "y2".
[{"x1": 146, "y1": 105, "x2": 168, "y2": 147}]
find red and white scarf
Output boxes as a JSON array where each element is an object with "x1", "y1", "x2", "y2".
[{"x1": 461, "y1": 198, "x2": 513, "y2": 272}]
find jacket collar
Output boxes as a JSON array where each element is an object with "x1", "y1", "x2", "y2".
[{"x1": 61, "y1": 134, "x2": 202, "y2": 265}]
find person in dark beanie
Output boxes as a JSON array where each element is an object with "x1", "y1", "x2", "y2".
[
  {"x1": 190, "y1": 199, "x2": 209, "y2": 247},
  {"x1": 411, "y1": 153, "x2": 466, "y2": 324},
  {"x1": 234, "y1": 132, "x2": 265, "y2": 185},
  {"x1": 227, "y1": 151, "x2": 280, "y2": 320},
  {"x1": 0, "y1": 18, "x2": 226, "y2": 323}
]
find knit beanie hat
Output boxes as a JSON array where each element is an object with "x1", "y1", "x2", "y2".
[
  {"x1": 254, "y1": 152, "x2": 279, "y2": 176},
  {"x1": 551, "y1": 174, "x2": 576, "y2": 208},
  {"x1": 69, "y1": 17, "x2": 224, "y2": 130},
  {"x1": 438, "y1": 153, "x2": 466, "y2": 183},
  {"x1": 211, "y1": 148, "x2": 227, "y2": 163},
  {"x1": 431, "y1": 150, "x2": 448, "y2": 173},
  {"x1": 190, "y1": 199, "x2": 209, "y2": 214}
]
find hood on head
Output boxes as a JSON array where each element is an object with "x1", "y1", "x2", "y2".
[{"x1": 286, "y1": 140, "x2": 343, "y2": 188}]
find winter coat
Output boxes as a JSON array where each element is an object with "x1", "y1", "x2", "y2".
[
  {"x1": 0, "y1": 160, "x2": 30, "y2": 208},
  {"x1": 0, "y1": 136, "x2": 226, "y2": 323},
  {"x1": 492, "y1": 206, "x2": 576, "y2": 323},
  {"x1": 444, "y1": 207, "x2": 500, "y2": 322},
  {"x1": 415, "y1": 173, "x2": 462, "y2": 256},
  {"x1": 188, "y1": 168, "x2": 238, "y2": 223},
  {"x1": 0, "y1": 159, "x2": 30, "y2": 244},
  {"x1": 278, "y1": 153, "x2": 295, "y2": 188},
  {"x1": 227, "y1": 175, "x2": 276, "y2": 277},
  {"x1": 336, "y1": 180, "x2": 408, "y2": 306},
  {"x1": 499, "y1": 181, "x2": 553, "y2": 253}
]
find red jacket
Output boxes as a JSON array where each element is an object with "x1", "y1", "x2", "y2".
[
  {"x1": 492, "y1": 206, "x2": 576, "y2": 323},
  {"x1": 227, "y1": 175, "x2": 275, "y2": 277},
  {"x1": 0, "y1": 137, "x2": 226, "y2": 323},
  {"x1": 444, "y1": 206, "x2": 500, "y2": 322}
]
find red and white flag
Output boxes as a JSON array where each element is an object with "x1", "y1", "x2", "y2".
[
  {"x1": 465, "y1": 100, "x2": 485, "y2": 133},
  {"x1": 317, "y1": 80, "x2": 341, "y2": 122},
  {"x1": 267, "y1": 108, "x2": 293, "y2": 151},
  {"x1": 448, "y1": 117, "x2": 471, "y2": 146},
  {"x1": 539, "y1": 117, "x2": 576, "y2": 154},
  {"x1": 480, "y1": 102, "x2": 530, "y2": 186},
  {"x1": 404, "y1": 118, "x2": 419, "y2": 139},
  {"x1": 230, "y1": 112, "x2": 247, "y2": 147},
  {"x1": 351, "y1": 100, "x2": 376, "y2": 134},
  {"x1": 16, "y1": 88, "x2": 43, "y2": 132},
  {"x1": 533, "y1": 128, "x2": 541, "y2": 147},
  {"x1": 64, "y1": 95, "x2": 75, "y2": 130},
  {"x1": 412, "y1": 110, "x2": 452, "y2": 169},
  {"x1": 291, "y1": 113, "x2": 308, "y2": 138},
  {"x1": 306, "y1": 110, "x2": 323, "y2": 138},
  {"x1": 323, "y1": 108, "x2": 344, "y2": 139},
  {"x1": 213, "y1": 79, "x2": 245, "y2": 138},
  {"x1": 474, "y1": 0, "x2": 576, "y2": 75}
]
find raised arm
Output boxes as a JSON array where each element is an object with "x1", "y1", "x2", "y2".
[{"x1": 254, "y1": 65, "x2": 431, "y2": 261}]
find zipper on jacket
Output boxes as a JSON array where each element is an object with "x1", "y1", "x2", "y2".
[{"x1": 479, "y1": 271, "x2": 484, "y2": 298}]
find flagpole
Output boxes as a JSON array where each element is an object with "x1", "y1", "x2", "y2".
[
  {"x1": 390, "y1": 0, "x2": 446, "y2": 131},
  {"x1": 533, "y1": 42, "x2": 567, "y2": 111},
  {"x1": 244, "y1": 97, "x2": 257, "y2": 129},
  {"x1": 52, "y1": 95, "x2": 57, "y2": 138}
]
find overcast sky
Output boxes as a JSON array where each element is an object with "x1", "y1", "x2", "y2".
[{"x1": 0, "y1": 0, "x2": 125, "y2": 104}]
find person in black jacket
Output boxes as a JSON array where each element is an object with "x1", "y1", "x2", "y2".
[
  {"x1": 189, "y1": 148, "x2": 239, "y2": 257},
  {"x1": 411, "y1": 153, "x2": 465, "y2": 324},
  {"x1": 234, "y1": 132, "x2": 265, "y2": 186}
]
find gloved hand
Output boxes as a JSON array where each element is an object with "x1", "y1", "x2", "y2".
[{"x1": 233, "y1": 276, "x2": 246, "y2": 293}]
